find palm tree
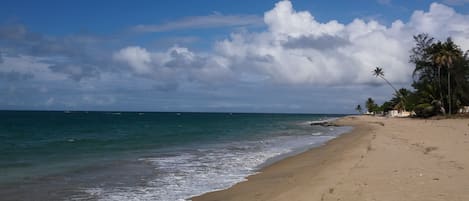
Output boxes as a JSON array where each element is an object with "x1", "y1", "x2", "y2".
[
  {"x1": 390, "y1": 88, "x2": 413, "y2": 111},
  {"x1": 411, "y1": 34, "x2": 443, "y2": 114},
  {"x1": 365, "y1": 98, "x2": 377, "y2": 114},
  {"x1": 410, "y1": 33, "x2": 469, "y2": 116},
  {"x1": 432, "y1": 38, "x2": 462, "y2": 114},
  {"x1": 373, "y1": 67, "x2": 399, "y2": 92},
  {"x1": 431, "y1": 42, "x2": 446, "y2": 114},
  {"x1": 373, "y1": 67, "x2": 406, "y2": 110},
  {"x1": 355, "y1": 104, "x2": 362, "y2": 114},
  {"x1": 451, "y1": 51, "x2": 469, "y2": 109}
]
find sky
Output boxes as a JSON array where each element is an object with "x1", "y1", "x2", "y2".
[{"x1": 1, "y1": 0, "x2": 469, "y2": 113}]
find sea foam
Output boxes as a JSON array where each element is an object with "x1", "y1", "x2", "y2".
[{"x1": 80, "y1": 126, "x2": 350, "y2": 201}]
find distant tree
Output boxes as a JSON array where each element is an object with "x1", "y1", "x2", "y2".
[
  {"x1": 355, "y1": 104, "x2": 362, "y2": 114},
  {"x1": 365, "y1": 98, "x2": 378, "y2": 113},
  {"x1": 380, "y1": 101, "x2": 394, "y2": 113},
  {"x1": 390, "y1": 88, "x2": 414, "y2": 111}
]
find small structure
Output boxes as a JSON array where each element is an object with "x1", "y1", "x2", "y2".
[
  {"x1": 458, "y1": 106, "x2": 469, "y2": 114},
  {"x1": 364, "y1": 111, "x2": 375, "y2": 115},
  {"x1": 388, "y1": 110, "x2": 412, "y2": 117}
]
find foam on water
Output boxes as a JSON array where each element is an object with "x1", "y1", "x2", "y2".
[
  {"x1": 80, "y1": 126, "x2": 351, "y2": 201},
  {"x1": 311, "y1": 132, "x2": 323, "y2": 136},
  {"x1": 305, "y1": 117, "x2": 339, "y2": 125}
]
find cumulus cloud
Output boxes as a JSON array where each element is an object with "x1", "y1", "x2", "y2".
[
  {"x1": 264, "y1": 1, "x2": 345, "y2": 38},
  {"x1": 113, "y1": 46, "x2": 152, "y2": 74},
  {"x1": 164, "y1": 47, "x2": 202, "y2": 68},
  {"x1": 212, "y1": 1, "x2": 469, "y2": 85},
  {"x1": 132, "y1": 13, "x2": 264, "y2": 32},
  {"x1": 113, "y1": 45, "x2": 233, "y2": 88},
  {"x1": 115, "y1": 1, "x2": 469, "y2": 89},
  {"x1": 48, "y1": 63, "x2": 100, "y2": 81},
  {"x1": 4, "y1": 0, "x2": 469, "y2": 111},
  {"x1": 408, "y1": 3, "x2": 469, "y2": 47},
  {"x1": 6, "y1": 1, "x2": 469, "y2": 89},
  {"x1": 0, "y1": 24, "x2": 100, "y2": 57},
  {"x1": 0, "y1": 55, "x2": 65, "y2": 81},
  {"x1": 0, "y1": 23, "x2": 110, "y2": 81},
  {"x1": 207, "y1": 1, "x2": 398, "y2": 85},
  {"x1": 283, "y1": 35, "x2": 350, "y2": 50}
]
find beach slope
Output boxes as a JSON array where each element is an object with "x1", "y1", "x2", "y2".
[{"x1": 192, "y1": 115, "x2": 469, "y2": 201}]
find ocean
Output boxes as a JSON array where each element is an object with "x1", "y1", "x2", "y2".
[{"x1": 0, "y1": 111, "x2": 350, "y2": 201}]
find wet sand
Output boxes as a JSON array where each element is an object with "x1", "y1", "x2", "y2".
[{"x1": 192, "y1": 115, "x2": 469, "y2": 201}]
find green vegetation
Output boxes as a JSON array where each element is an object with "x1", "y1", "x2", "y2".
[
  {"x1": 361, "y1": 33, "x2": 469, "y2": 117},
  {"x1": 355, "y1": 104, "x2": 362, "y2": 114},
  {"x1": 365, "y1": 98, "x2": 379, "y2": 113},
  {"x1": 410, "y1": 34, "x2": 469, "y2": 116}
]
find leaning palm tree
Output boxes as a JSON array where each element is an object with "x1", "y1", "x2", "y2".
[
  {"x1": 373, "y1": 67, "x2": 399, "y2": 92},
  {"x1": 373, "y1": 67, "x2": 406, "y2": 110}
]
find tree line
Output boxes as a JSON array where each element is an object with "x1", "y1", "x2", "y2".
[{"x1": 356, "y1": 33, "x2": 469, "y2": 117}]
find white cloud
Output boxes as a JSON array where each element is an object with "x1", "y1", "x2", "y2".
[
  {"x1": 116, "y1": 1, "x2": 469, "y2": 88},
  {"x1": 264, "y1": 1, "x2": 345, "y2": 38},
  {"x1": 409, "y1": 3, "x2": 469, "y2": 48},
  {"x1": 132, "y1": 13, "x2": 263, "y2": 32},
  {"x1": 113, "y1": 45, "x2": 233, "y2": 88},
  {"x1": 213, "y1": 0, "x2": 410, "y2": 85},
  {"x1": 213, "y1": 1, "x2": 469, "y2": 85},
  {"x1": 113, "y1": 46, "x2": 152, "y2": 74},
  {"x1": 0, "y1": 55, "x2": 66, "y2": 81},
  {"x1": 5, "y1": 0, "x2": 469, "y2": 112}
]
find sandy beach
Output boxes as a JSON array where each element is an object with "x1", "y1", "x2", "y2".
[{"x1": 192, "y1": 115, "x2": 469, "y2": 201}]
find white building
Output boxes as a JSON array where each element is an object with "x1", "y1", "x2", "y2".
[
  {"x1": 388, "y1": 110, "x2": 412, "y2": 117},
  {"x1": 459, "y1": 106, "x2": 469, "y2": 114}
]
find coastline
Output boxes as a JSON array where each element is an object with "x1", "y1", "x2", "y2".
[
  {"x1": 0, "y1": 113, "x2": 346, "y2": 201},
  {"x1": 192, "y1": 115, "x2": 469, "y2": 201}
]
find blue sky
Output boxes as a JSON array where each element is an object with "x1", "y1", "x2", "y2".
[
  {"x1": 1, "y1": 0, "x2": 469, "y2": 113},
  {"x1": 3, "y1": 0, "x2": 468, "y2": 34}
]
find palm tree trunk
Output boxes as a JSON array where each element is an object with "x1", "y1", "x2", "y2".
[
  {"x1": 439, "y1": 67, "x2": 444, "y2": 107},
  {"x1": 380, "y1": 76, "x2": 399, "y2": 93},
  {"x1": 438, "y1": 66, "x2": 446, "y2": 115},
  {"x1": 448, "y1": 71, "x2": 451, "y2": 115},
  {"x1": 380, "y1": 76, "x2": 406, "y2": 111}
]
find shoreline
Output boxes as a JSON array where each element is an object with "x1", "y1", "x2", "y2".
[
  {"x1": 254, "y1": 125, "x2": 352, "y2": 171},
  {"x1": 0, "y1": 113, "x2": 348, "y2": 201},
  {"x1": 191, "y1": 115, "x2": 372, "y2": 201},
  {"x1": 192, "y1": 115, "x2": 469, "y2": 201}
]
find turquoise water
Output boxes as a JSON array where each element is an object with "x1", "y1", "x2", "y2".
[{"x1": 0, "y1": 111, "x2": 348, "y2": 200}]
